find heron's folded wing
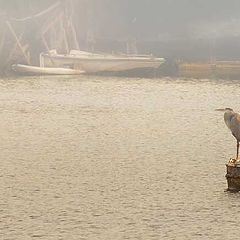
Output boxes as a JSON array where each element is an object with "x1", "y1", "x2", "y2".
[{"x1": 229, "y1": 113, "x2": 240, "y2": 140}]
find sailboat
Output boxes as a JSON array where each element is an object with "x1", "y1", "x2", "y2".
[{"x1": 39, "y1": 50, "x2": 165, "y2": 73}]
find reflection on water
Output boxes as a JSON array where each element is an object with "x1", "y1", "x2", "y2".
[{"x1": 1, "y1": 75, "x2": 240, "y2": 239}]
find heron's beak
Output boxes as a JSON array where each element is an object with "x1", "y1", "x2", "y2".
[{"x1": 215, "y1": 108, "x2": 225, "y2": 111}]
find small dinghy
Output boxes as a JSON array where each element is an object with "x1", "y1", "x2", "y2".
[{"x1": 12, "y1": 64, "x2": 85, "y2": 76}]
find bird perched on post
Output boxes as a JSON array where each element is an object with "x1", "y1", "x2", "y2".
[{"x1": 216, "y1": 108, "x2": 240, "y2": 160}]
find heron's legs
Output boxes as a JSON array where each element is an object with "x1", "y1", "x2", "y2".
[{"x1": 237, "y1": 141, "x2": 239, "y2": 159}]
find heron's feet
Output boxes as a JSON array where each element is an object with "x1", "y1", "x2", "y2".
[
  {"x1": 235, "y1": 159, "x2": 240, "y2": 165},
  {"x1": 229, "y1": 158, "x2": 236, "y2": 164},
  {"x1": 228, "y1": 158, "x2": 238, "y2": 165},
  {"x1": 228, "y1": 158, "x2": 240, "y2": 165}
]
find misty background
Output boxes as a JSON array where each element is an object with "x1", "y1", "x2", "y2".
[
  {"x1": 1, "y1": 0, "x2": 240, "y2": 66},
  {"x1": 77, "y1": 0, "x2": 240, "y2": 60}
]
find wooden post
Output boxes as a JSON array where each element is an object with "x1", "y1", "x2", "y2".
[
  {"x1": 41, "y1": 34, "x2": 51, "y2": 53},
  {"x1": 69, "y1": 0, "x2": 79, "y2": 50},
  {"x1": 226, "y1": 159, "x2": 240, "y2": 192},
  {"x1": 60, "y1": 15, "x2": 69, "y2": 53},
  {"x1": 41, "y1": 34, "x2": 55, "y2": 66},
  {"x1": 6, "y1": 33, "x2": 24, "y2": 63},
  {"x1": 69, "y1": 19, "x2": 80, "y2": 50},
  {"x1": 6, "y1": 21, "x2": 31, "y2": 65},
  {"x1": 0, "y1": 29, "x2": 6, "y2": 56}
]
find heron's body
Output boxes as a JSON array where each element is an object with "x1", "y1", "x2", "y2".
[
  {"x1": 224, "y1": 110, "x2": 240, "y2": 140},
  {"x1": 221, "y1": 108, "x2": 240, "y2": 159}
]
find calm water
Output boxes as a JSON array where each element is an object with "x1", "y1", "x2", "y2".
[{"x1": 1, "y1": 75, "x2": 240, "y2": 239}]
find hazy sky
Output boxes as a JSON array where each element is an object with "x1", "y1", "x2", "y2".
[
  {"x1": 2, "y1": 0, "x2": 240, "y2": 42},
  {"x1": 83, "y1": 0, "x2": 240, "y2": 40}
]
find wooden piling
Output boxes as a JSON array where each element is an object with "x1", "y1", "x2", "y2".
[
  {"x1": 6, "y1": 21, "x2": 31, "y2": 65},
  {"x1": 60, "y1": 15, "x2": 69, "y2": 53},
  {"x1": 69, "y1": 19, "x2": 79, "y2": 50},
  {"x1": 226, "y1": 159, "x2": 240, "y2": 192}
]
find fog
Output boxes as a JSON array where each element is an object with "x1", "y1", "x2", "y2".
[
  {"x1": 77, "y1": 0, "x2": 240, "y2": 40},
  {"x1": 1, "y1": 0, "x2": 240, "y2": 70},
  {"x1": 81, "y1": 0, "x2": 240, "y2": 60},
  {"x1": 2, "y1": 0, "x2": 240, "y2": 40}
]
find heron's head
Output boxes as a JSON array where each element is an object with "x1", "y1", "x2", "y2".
[{"x1": 215, "y1": 107, "x2": 233, "y2": 112}]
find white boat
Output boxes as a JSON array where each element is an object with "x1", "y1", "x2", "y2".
[
  {"x1": 12, "y1": 64, "x2": 85, "y2": 75},
  {"x1": 40, "y1": 50, "x2": 165, "y2": 73}
]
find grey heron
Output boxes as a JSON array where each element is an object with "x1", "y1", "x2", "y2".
[{"x1": 216, "y1": 108, "x2": 240, "y2": 159}]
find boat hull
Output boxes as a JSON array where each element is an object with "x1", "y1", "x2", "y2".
[{"x1": 41, "y1": 53, "x2": 165, "y2": 73}]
